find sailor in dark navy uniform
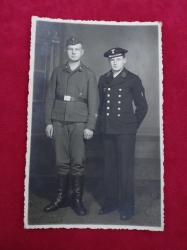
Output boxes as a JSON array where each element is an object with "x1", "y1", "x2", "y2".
[{"x1": 98, "y1": 47, "x2": 148, "y2": 220}]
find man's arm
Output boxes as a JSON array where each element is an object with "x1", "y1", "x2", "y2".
[
  {"x1": 98, "y1": 76, "x2": 103, "y2": 115},
  {"x1": 45, "y1": 69, "x2": 57, "y2": 137},
  {"x1": 132, "y1": 76, "x2": 148, "y2": 128},
  {"x1": 85, "y1": 71, "x2": 100, "y2": 131}
]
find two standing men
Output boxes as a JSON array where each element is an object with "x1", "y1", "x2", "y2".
[{"x1": 44, "y1": 37, "x2": 148, "y2": 220}]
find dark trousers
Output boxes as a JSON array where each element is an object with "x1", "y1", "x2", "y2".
[
  {"x1": 53, "y1": 121, "x2": 86, "y2": 176},
  {"x1": 102, "y1": 134, "x2": 136, "y2": 214}
]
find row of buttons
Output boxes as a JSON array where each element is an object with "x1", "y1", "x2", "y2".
[
  {"x1": 107, "y1": 88, "x2": 122, "y2": 91},
  {"x1": 107, "y1": 94, "x2": 121, "y2": 97},
  {"x1": 107, "y1": 107, "x2": 121, "y2": 110},
  {"x1": 107, "y1": 100, "x2": 121, "y2": 104},
  {"x1": 106, "y1": 87, "x2": 123, "y2": 117}
]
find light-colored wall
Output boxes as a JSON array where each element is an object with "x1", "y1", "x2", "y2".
[{"x1": 60, "y1": 23, "x2": 160, "y2": 136}]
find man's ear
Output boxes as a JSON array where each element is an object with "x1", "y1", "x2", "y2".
[
  {"x1": 123, "y1": 58, "x2": 127, "y2": 64},
  {"x1": 81, "y1": 49, "x2": 84, "y2": 56},
  {"x1": 64, "y1": 48, "x2": 67, "y2": 53}
]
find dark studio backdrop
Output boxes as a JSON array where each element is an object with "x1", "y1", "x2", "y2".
[{"x1": 30, "y1": 21, "x2": 160, "y2": 184}]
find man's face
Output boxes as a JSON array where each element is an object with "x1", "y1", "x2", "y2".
[
  {"x1": 66, "y1": 43, "x2": 84, "y2": 62},
  {"x1": 108, "y1": 56, "x2": 126, "y2": 72}
]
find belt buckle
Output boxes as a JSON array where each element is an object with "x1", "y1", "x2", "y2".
[{"x1": 64, "y1": 95, "x2": 71, "y2": 101}]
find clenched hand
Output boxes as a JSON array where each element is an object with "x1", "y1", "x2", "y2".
[
  {"x1": 84, "y1": 128, "x2": 93, "y2": 140},
  {"x1": 46, "y1": 124, "x2": 53, "y2": 138}
]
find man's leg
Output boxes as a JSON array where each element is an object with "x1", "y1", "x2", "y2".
[
  {"x1": 99, "y1": 134, "x2": 118, "y2": 214},
  {"x1": 68, "y1": 122, "x2": 87, "y2": 216},
  {"x1": 116, "y1": 134, "x2": 136, "y2": 220},
  {"x1": 44, "y1": 121, "x2": 70, "y2": 212}
]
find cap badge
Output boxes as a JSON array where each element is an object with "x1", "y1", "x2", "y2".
[
  {"x1": 72, "y1": 37, "x2": 75, "y2": 44},
  {"x1": 111, "y1": 49, "x2": 115, "y2": 54}
]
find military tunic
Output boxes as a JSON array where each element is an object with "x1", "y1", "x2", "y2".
[
  {"x1": 45, "y1": 62, "x2": 99, "y2": 130},
  {"x1": 45, "y1": 62, "x2": 99, "y2": 175},
  {"x1": 98, "y1": 67, "x2": 148, "y2": 215},
  {"x1": 98, "y1": 67, "x2": 148, "y2": 134}
]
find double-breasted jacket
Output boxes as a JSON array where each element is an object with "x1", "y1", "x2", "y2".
[{"x1": 98, "y1": 68, "x2": 148, "y2": 134}]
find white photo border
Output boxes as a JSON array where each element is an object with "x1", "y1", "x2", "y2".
[{"x1": 24, "y1": 16, "x2": 163, "y2": 231}]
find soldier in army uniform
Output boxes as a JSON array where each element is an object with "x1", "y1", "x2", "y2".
[
  {"x1": 98, "y1": 47, "x2": 148, "y2": 220},
  {"x1": 44, "y1": 37, "x2": 99, "y2": 216}
]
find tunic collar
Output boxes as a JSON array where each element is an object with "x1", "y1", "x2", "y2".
[
  {"x1": 105, "y1": 67, "x2": 128, "y2": 87},
  {"x1": 63, "y1": 61, "x2": 83, "y2": 72}
]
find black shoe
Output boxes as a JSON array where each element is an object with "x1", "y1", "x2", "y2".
[
  {"x1": 120, "y1": 212, "x2": 133, "y2": 221},
  {"x1": 71, "y1": 198, "x2": 87, "y2": 216},
  {"x1": 71, "y1": 175, "x2": 87, "y2": 216},
  {"x1": 99, "y1": 205, "x2": 117, "y2": 215},
  {"x1": 44, "y1": 195, "x2": 69, "y2": 212},
  {"x1": 120, "y1": 213, "x2": 132, "y2": 221},
  {"x1": 43, "y1": 173, "x2": 70, "y2": 212}
]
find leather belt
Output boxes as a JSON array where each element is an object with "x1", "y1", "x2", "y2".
[{"x1": 56, "y1": 95, "x2": 87, "y2": 104}]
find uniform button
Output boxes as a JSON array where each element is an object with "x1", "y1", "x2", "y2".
[
  {"x1": 118, "y1": 114, "x2": 120, "y2": 117},
  {"x1": 118, "y1": 101, "x2": 121, "y2": 104},
  {"x1": 118, "y1": 95, "x2": 121, "y2": 97},
  {"x1": 106, "y1": 113, "x2": 110, "y2": 116},
  {"x1": 107, "y1": 100, "x2": 110, "y2": 103},
  {"x1": 108, "y1": 88, "x2": 111, "y2": 91},
  {"x1": 107, "y1": 94, "x2": 110, "y2": 97},
  {"x1": 118, "y1": 107, "x2": 121, "y2": 110},
  {"x1": 107, "y1": 107, "x2": 110, "y2": 109},
  {"x1": 119, "y1": 89, "x2": 122, "y2": 91}
]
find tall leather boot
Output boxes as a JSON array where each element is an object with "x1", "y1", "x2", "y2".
[
  {"x1": 71, "y1": 175, "x2": 87, "y2": 216},
  {"x1": 43, "y1": 173, "x2": 69, "y2": 212}
]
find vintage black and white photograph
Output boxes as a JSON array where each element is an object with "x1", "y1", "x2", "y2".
[{"x1": 25, "y1": 17, "x2": 163, "y2": 230}]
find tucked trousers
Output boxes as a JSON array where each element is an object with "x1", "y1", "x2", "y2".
[
  {"x1": 102, "y1": 134, "x2": 136, "y2": 214},
  {"x1": 52, "y1": 120, "x2": 86, "y2": 176}
]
